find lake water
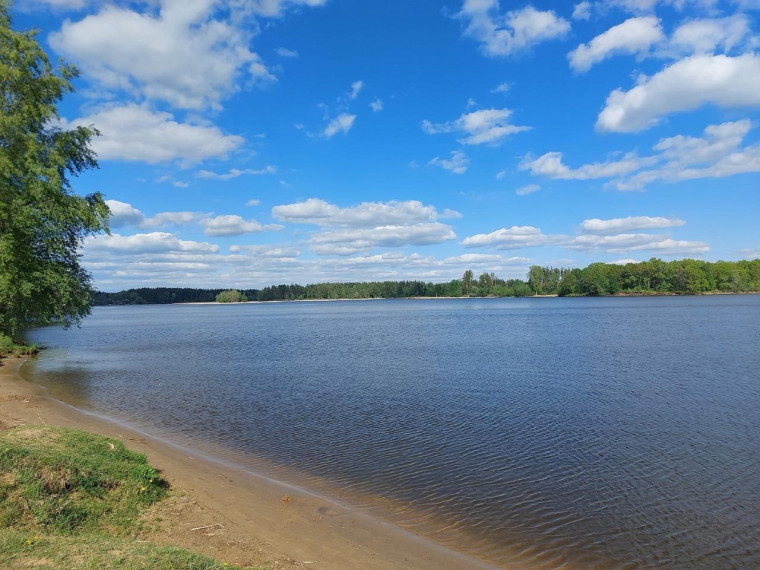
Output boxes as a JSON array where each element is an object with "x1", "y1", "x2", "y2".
[{"x1": 22, "y1": 296, "x2": 760, "y2": 568}]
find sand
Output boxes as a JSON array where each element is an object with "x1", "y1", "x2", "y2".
[{"x1": 0, "y1": 356, "x2": 497, "y2": 570}]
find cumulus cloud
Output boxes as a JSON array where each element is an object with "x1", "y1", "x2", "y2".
[
  {"x1": 569, "y1": 16, "x2": 664, "y2": 72},
  {"x1": 323, "y1": 114, "x2": 356, "y2": 138},
  {"x1": 62, "y1": 104, "x2": 243, "y2": 164},
  {"x1": 572, "y1": 2, "x2": 592, "y2": 20},
  {"x1": 462, "y1": 226, "x2": 561, "y2": 249},
  {"x1": 462, "y1": 221, "x2": 708, "y2": 255},
  {"x1": 272, "y1": 198, "x2": 453, "y2": 227},
  {"x1": 580, "y1": 216, "x2": 685, "y2": 234},
  {"x1": 521, "y1": 151, "x2": 650, "y2": 180},
  {"x1": 567, "y1": 234, "x2": 709, "y2": 255},
  {"x1": 196, "y1": 166, "x2": 277, "y2": 180},
  {"x1": 310, "y1": 224, "x2": 457, "y2": 255},
  {"x1": 105, "y1": 200, "x2": 196, "y2": 229},
  {"x1": 422, "y1": 108, "x2": 530, "y2": 145},
  {"x1": 429, "y1": 151, "x2": 470, "y2": 174},
  {"x1": 667, "y1": 15, "x2": 751, "y2": 56},
  {"x1": 597, "y1": 53, "x2": 760, "y2": 132},
  {"x1": 49, "y1": 1, "x2": 275, "y2": 111},
  {"x1": 245, "y1": 0, "x2": 330, "y2": 18},
  {"x1": 522, "y1": 120, "x2": 760, "y2": 190},
  {"x1": 458, "y1": 2, "x2": 570, "y2": 57},
  {"x1": 83, "y1": 232, "x2": 219, "y2": 254},
  {"x1": 370, "y1": 99, "x2": 384, "y2": 112},
  {"x1": 199, "y1": 215, "x2": 283, "y2": 236}
]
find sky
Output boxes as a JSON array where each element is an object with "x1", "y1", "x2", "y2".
[{"x1": 13, "y1": 0, "x2": 760, "y2": 291}]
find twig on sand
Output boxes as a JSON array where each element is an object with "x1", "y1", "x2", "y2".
[{"x1": 190, "y1": 523, "x2": 225, "y2": 532}]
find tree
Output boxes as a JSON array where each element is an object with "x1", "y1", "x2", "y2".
[
  {"x1": 461, "y1": 269, "x2": 473, "y2": 296},
  {"x1": 0, "y1": 5, "x2": 109, "y2": 342},
  {"x1": 215, "y1": 289, "x2": 248, "y2": 303}
]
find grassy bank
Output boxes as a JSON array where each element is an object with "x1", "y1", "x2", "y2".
[{"x1": 0, "y1": 425, "x2": 259, "y2": 569}]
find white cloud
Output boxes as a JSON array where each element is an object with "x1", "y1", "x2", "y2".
[
  {"x1": 105, "y1": 200, "x2": 196, "y2": 229},
  {"x1": 199, "y1": 215, "x2": 283, "y2": 236},
  {"x1": 272, "y1": 198, "x2": 452, "y2": 227},
  {"x1": 422, "y1": 108, "x2": 530, "y2": 145},
  {"x1": 244, "y1": 0, "x2": 330, "y2": 18},
  {"x1": 275, "y1": 47, "x2": 299, "y2": 58},
  {"x1": 106, "y1": 200, "x2": 145, "y2": 228},
  {"x1": 310, "y1": 224, "x2": 457, "y2": 255},
  {"x1": 521, "y1": 151, "x2": 649, "y2": 180},
  {"x1": 350, "y1": 80, "x2": 363, "y2": 100},
  {"x1": 196, "y1": 166, "x2": 277, "y2": 180},
  {"x1": 572, "y1": 2, "x2": 592, "y2": 20},
  {"x1": 62, "y1": 104, "x2": 243, "y2": 164},
  {"x1": 462, "y1": 223, "x2": 708, "y2": 255},
  {"x1": 441, "y1": 208, "x2": 464, "y2": 219},
  {"x1": 524, "y1": 120, "x2": 760, "y2": 190},
  {"x1": 323, "y1": 113, "x2": 356, "y2": 138},
  {"x1": 567, "y1": 234, "x2": 709, "y2": 255},
  {"x1": 370, "y1": 99, "x2": 384, "y2": 112},
  {"x1": 84, "y1": 232, "x2": 219, "y2": 254},
  {"x1": 568, "y1": 16, "x2": 664, "y2": 72},
  {"x1": 516, "y1": 184, "x2": 540, "y2": 195},
  {"x1": 49, "y1": 2, "x2": 274, "y2": 111},
  {"x1": 597, "y1": 53, "x2": 760, "y2": 132},
  {"x1": 492, "y1": 82, "x2": 510, "y2": 94},
  {"x1": 667, "y1": 15, "x2": 751, "y2": 56},
  {"x1": 23, "y1": 0, "x2": 89, "y2": 9},
  {"x1": 429, "y1": 150, "x2": 470, "y2": 174},
  {"x1": 580, "y1": 216, "x2": 685, "y2": 234},
  {"x1": 246, "y1": 199, "x2": 261, "y2": 206},
  {"x1": 462, "y1": 226, "x2": 560, "y2": 249},
  {"x1": 458, "y1": 2, "x2": 570, "y2": 57}
]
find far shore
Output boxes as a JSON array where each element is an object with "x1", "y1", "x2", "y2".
[
  {"x1": 0, "y1": 357, "x2": 496, "y2": 570},
  {"x1": 106, "y1": 290, "x2": 760, "y2": 308}
]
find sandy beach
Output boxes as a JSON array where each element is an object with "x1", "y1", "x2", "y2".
[{"x1": 0, "y1": 356, "x2": 496, "y2": 570}]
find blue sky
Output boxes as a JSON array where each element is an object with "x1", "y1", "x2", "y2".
[{"x1": 14, "y1": 0, "x2": 760, "y2": 291}]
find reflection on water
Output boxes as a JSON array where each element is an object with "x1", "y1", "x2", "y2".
[{"x1": 23, "y1": 296, "x2": 760, "y2": 568}]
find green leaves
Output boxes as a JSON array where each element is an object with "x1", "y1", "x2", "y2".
[{"x1": 0, "y1": 5, "x2": 109, "y2": 337}]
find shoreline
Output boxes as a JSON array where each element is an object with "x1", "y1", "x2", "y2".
[
  {"x1": 98, "y1": 289, "x2": 760, "y2": 307},
  {"x1": 0, "y1": 357, "x2": 497, "y2": 570}
]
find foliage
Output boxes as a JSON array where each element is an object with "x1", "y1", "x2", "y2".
[
  {"x1": 215, "y1": 289, "x2": 248, "y2": 303},
  {"x1": 537, "y1": 258, "x2": 760, "y2": 296},
  {"x1": 0, "y1": 333, "x2": 37, "y2": 356},
  {"x1": 0, "y1": 6, "x2": 109, "y2": 340}
]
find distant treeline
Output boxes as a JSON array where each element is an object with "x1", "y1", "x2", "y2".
[{"x1": 92, "y1": 258, "x2": 760, "y2": 305}]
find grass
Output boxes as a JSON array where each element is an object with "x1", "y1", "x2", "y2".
[
  {"x1": 0, "y1": 333, "x2": 38, "y2": 357},
  {"x1": 0, "y1": 426, "x2": 261, "y2": 569},
  {"x1": 0, "y1": 529, "x2": 239, "y2": 569}
]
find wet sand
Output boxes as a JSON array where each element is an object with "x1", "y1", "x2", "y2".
[{"x1": 0, "y1": 357, "x2": 497, "y2": 570}]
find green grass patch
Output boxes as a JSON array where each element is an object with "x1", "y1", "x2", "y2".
[
  {"x1": 0, "y1": 528, "x2": 241, "y2": 569},
  {"x1": 0, "y1": 426, "x2": 259, "y2": 569},
  {"x1": 0, "y1": 426, "x2": 167, "y2": 535},
  {"x1": 0, "y1": 333, "x2": 38, "y2": 357}
]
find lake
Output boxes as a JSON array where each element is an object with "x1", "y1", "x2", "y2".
[{"x1": 22, "y1": 296, "x2": 760, "y2": 568}]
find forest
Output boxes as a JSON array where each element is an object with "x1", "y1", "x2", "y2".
[{"x1": 91, "y1": 258, "x2": 760, "y2": 305}]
